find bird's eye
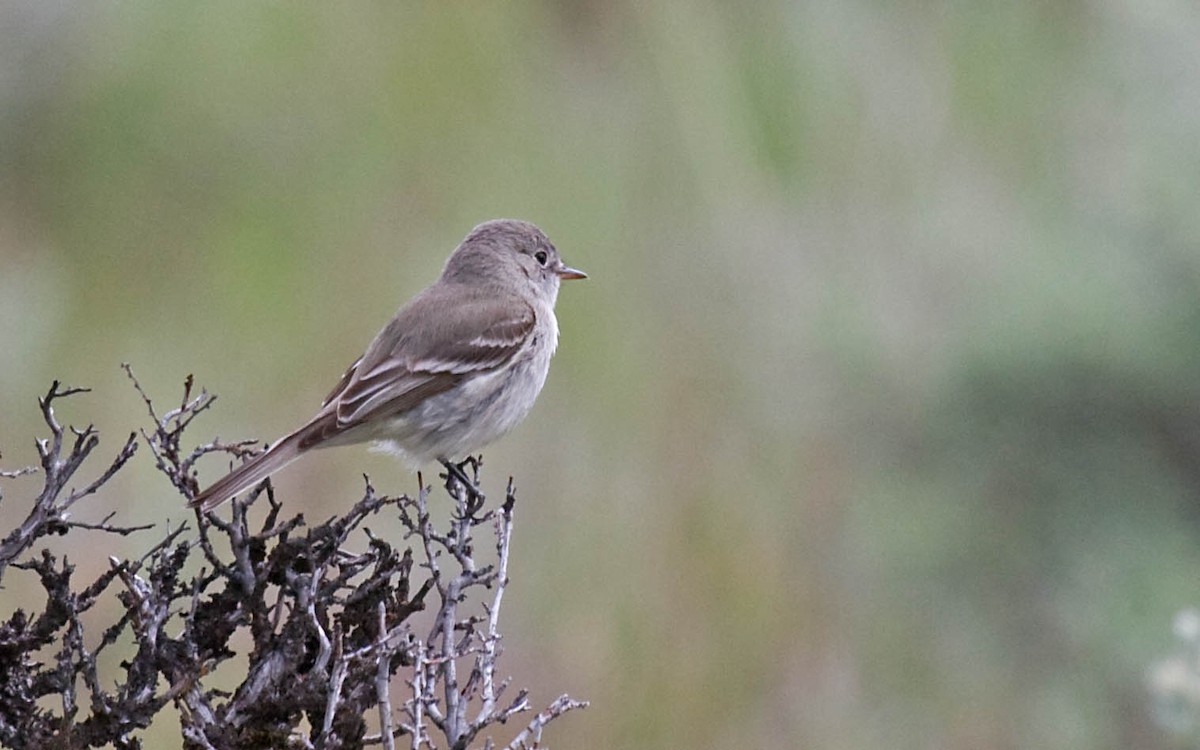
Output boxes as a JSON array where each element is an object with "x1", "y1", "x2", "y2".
[{"x1": 534, "y1": 250, "x2": 548, "y2": 266}]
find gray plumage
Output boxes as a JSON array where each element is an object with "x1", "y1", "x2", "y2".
[{"x1": 191, "y1": 219, "x2": 585, "y2": 512}]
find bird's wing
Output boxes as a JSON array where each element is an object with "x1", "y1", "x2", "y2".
[
  {"x1": 298, "y1": 287, "x2": 535, "y2": 449},
  {"x1": 321, "y1": 355, "x2": 362, "y2": 408}
]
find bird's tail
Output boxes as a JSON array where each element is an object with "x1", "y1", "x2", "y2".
[{"x1": 190, "y1": 432, "x2": 306, "y2": 512}]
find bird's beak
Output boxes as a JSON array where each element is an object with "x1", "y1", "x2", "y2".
[{"x1": 556, "y1": 263, "x2": 587, "y2": 280}]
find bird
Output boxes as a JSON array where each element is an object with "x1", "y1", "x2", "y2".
[{"x1": 190, "y1": 219, "x2": 586, "y2": 512}]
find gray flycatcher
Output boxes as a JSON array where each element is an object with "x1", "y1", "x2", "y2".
[{"x1": 191, "y1": 219, "x2": 586, "y2": 512}]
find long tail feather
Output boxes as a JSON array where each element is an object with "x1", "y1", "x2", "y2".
[{"x1": 191, "y1": 433, "x2": 305, "y2": 512}]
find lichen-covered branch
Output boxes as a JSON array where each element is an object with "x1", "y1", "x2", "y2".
[
  {"x1": 0, "y1": 373, "x2": 585, "y2": 749},
  {"x1": 0, "y1": 381, "x2": 139, "y2": 576}
]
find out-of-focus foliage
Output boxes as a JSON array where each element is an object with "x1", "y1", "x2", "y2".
[{"x1": 3, "y1": 1, "x2": 1200, "y2": 747}]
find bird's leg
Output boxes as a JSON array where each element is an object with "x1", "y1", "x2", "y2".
[
  {"x1": 461, "y1": 456, "x2": 487, "y2": 516},
  {"x1": 440, "y1": 457, "x2": 486, "y2": 514}
]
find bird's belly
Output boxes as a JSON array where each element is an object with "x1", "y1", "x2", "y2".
[{"x1": 371, "y1": 349, "x2": 552, "y2": 465}]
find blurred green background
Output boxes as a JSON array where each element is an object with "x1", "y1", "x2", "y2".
[{"x1": 4, "y1": 2, "x2": 1200, "y2": 748}]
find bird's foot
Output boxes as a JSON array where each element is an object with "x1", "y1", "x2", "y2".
[{"x1": 440, "y1": 456, "x2": 486, "y2": 515}]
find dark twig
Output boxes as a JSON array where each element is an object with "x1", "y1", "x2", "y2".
[
  {"x1": 0, "y1": 376, "x2": 584, "y2": 749},
  {"x1": 0, "y1": 382, "x2": 141, "y2": 575}
]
